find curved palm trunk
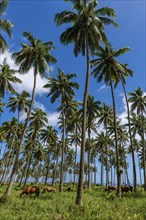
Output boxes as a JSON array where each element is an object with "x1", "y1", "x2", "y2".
[
  {"x1": 121, "y1": 77, "x2": 137, "y2": 191},
  {"x1": 4, "y1": 71, "x2": 37, "y2": 196},
  {"x1": 76, "y1": 32, "x2": 90, "y2": 205},
  {"x1": 109, "y1": 74, "x2": 121, "y2": 198}
]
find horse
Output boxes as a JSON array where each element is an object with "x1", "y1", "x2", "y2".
[
  {"x1": 43, "y1": 186, "x2": 56, "y2": 193},
  {"x1": 105, "y1": 185, "x2": 117, "y2": 192},
  {"x1": 20, "y1": 186, "x2": 40, "y2": 198},
  {"x1": 121, "y1": 185, "x2": 133, "y2": 193}
]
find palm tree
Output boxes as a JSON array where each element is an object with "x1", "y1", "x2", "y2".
[
  {"x1": 23, "y1": 108, "x2": 48, "y2": 187},
  {"x1": 55, "y1": 0, "x2": 118, "y2": 205},
  {"x1": 128, "y1": 88, "x2": 146, "y2": 190},
  {"x1": 44, "y1": 68, "x2": 79, "y2": 192},
  {"x1": 0, "y1": 58, "x2": 22, "y2": 98},
  {"x1": 7, "y1": 90, "x2": 30, "y2": 123},
  {"x1": 41, "y1": 125, "x2": 58, "y2": 185},
  {"x1": 80, "y1": 95, "x2": 100, "y2": 188},
  {"x1": 0, "y1": 0, "x2": 13, "y2": 52},
  {"x1": 4, "y1": 32, "x2": 56, "y2": 196},
  {"x1": 91, "y1": 43, "x2": 131, "y2": 197},
  {"x1": 98, "y1": 103, "x2": 113, "y2": 187}
]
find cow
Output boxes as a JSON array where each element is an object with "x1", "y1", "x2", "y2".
[
  {"x1": 105, "y1": 185, "x2": 117, "y2": 192},
  {"x1": 20, "y1": 186, "x2": 40, "y2": 198},
  {"x1": 121, "y1": 185, "x2": 133, "y2": 193},
  {"x1": 43, "y1": 186, "x2": 56, "y2": 193}
]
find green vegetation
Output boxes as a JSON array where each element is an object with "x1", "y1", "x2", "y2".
[{"x1": 0, "y1": 184, "x2": 146, "y2": 220}]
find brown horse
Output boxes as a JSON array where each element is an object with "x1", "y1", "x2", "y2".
[
  {"x1": 105, "y1": 185, "x2": 117, "y2": 192},
  {"x1": 43, "y1": 186, "x2": 56, "y2": 193},
  {"x1": 20, "y1": 186, "x2": 40, "y2": 198}
]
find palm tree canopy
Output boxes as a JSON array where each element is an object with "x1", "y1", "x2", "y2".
[
  {"x1": 12, "y1": 32, "x2": 57, "y2": 76},
  {"x1": 55, "y1": 0, "x2": 118, "y2": 56},
  {"x1": 0, "y1": 58, "x2": 22, "y2": 98},
  {"x1": 98, "y1": 103, "x2": 114, "y2": 127},
  {"x1": 128, "y1": 87, "x2": 146, "y2": 115},
  {"x1": 44, "y1": 68, "x2": 79, "y2": 103},
  {"x1": 0, "y1": 0, "x2": 13, "y2": 52},
  {"x1": 7, "y1": 90, "x2": 31, "y2": 115},
  {"x1": 91, "y1": 44, "x2": 131, "y2": 86}
]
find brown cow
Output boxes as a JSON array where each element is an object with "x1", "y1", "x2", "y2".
[
  {"x1": 20, "y1": 186, "x2": 39, "y2": 198},
  {"x1": 105, "y1": 185, "x2": 117, "y2": 192},
  {"x1": 121, "y1": 185, "x2": 133, "y2": 193},
  {"x1": 43, "y1": 186, "x2": 56, "y2": 193}
]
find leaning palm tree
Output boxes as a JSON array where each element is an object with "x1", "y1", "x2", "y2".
[
  {"x1": 4, "y1": 32, "x2": 56, "y2": 196},
  {"x1": 0, "y1": 0, "x2": 13, "y2": 52},
  {"x1": 44, "y1": 68, "x2": 79, "y2": 192},
  {"x1": 0, "y1": 58, "x2": 22, "y2": 98},
  {"x1": 128, "y1": 87, "x2": 146, "y2": 190},
  {"x1": 91, "y1": 43, "x2": 131, "y2": 197},
  {"x1": 55, "y1": 0, "x2": 118, "y2": 205}
]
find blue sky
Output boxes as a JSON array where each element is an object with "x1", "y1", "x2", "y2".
[{"x1": 1, "y1": 0, "x2": 146, "y2": 183}]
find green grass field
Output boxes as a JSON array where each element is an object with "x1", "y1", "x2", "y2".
[{"x1": 0, "y1": 184, "x2": 146, "y2": 220}]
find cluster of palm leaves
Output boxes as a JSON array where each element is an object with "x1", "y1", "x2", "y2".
[{"x1": 0, "y1": 0, "x2": 146, "y2": 206}]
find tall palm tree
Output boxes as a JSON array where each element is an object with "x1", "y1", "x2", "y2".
[
  {"x1": 128, "y1": 87, "x2": 146, "y2": 190},
  {"x1": 23, "y1": 108, "x2": 48, "y2": 187},
  {"x1": 91, "y1": 43, "x2": 130, "y2": 197},
  {"x1": 98, "y1": 103, "x2": 113, "y2": 187},
  {"x1": 4, "y1": 32, "x2": 56, "y2": 196},
  {"x1": 44, "y1": 68, "x2": 79, "y2": 192},
  {"x1": 55, "y1": 0, "x2": 118, "y2": 205},
  {"x1": 0, "y1": 0, "x2": 13, "y2": 52},
  {"x1": 80, "y1": 95, "x2": 100, "y2": 188},
  {"x1": 0, "y1": 58, "x2": 22, "y2": 98}
]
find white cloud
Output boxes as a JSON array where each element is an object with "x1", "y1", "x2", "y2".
[{"x1": 1, "y1": 50, "x2": 50, "y2": 96}]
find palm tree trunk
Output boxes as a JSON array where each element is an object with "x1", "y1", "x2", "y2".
[
  {"x1": 121, "y1": 77, "x2": 137, "y2": 191},
  {"x1": 73, "y1": 144, "x2": 77, "y2": 189},
  {"x1": 76, "y1": 31, "x2": 90, "y2": 206},
  {"x1": 141, "y1": 114, "x2": 146, "y2": 191},
  {"x1": 52, "y1": 152, "x2": 59, "y2": 186},
  {"x1": 17, "y1": 163, "x2": 27, "y2": 187},
  {"x1": 23, "y1": 154, "x2": 32, "y2": 188},
  {"x1": 105, "y1": 122, "x2": 108, "y2": 187},
  {"x1": 138, "y1": 153, "x2": 142, "y2": 186},
  {"x1": 59, "y1": 106, "x2": 65, "y2": 192},
  {"x1": 4, "y1": 71, "x2": 37, "y2": 196},
  {"x1": 100, "y1": 159, "x2": 104, "y2": 187},
  {"x1": 109, "y1": 73, "x2": 121, "y2": 198},
  {"x1": 0, "y1": 151, "x2": 11, "y2": 186},
  {"x1": 87, "y1": 127, "x2": 91, "y2": 189}
]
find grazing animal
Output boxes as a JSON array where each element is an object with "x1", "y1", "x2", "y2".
[
  {"x1": 121, "y1": 185, "x2": 133, "y2": 193},
  {"x1": 43, "y1": 186, "x2": 56, "y2": 193},
  {"x1": 20, "y1": 186, "x2": 39, "y2": 198},
  {"x1": 67, "y1": 187, "x2": 71, "y2": 192},
  {"x1": 105, "y1": 185, "x2": 117, "y2": 192}
]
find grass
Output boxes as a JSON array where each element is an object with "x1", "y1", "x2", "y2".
[{"x1": 0, "y1": 184, "x2": 146, "y2": 220}]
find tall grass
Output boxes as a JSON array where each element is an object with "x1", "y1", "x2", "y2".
[{"x1": 0, "y1": 184, "x2": 146, "y2": 220}]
